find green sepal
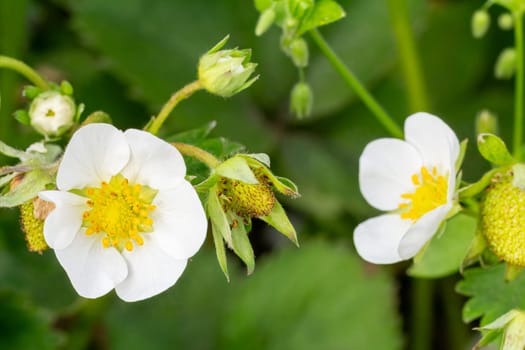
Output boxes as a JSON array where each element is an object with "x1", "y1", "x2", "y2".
[
  {"x1": 241, "y1": 155, "x2": 300, "y2": 197},
  {"x1": 297, "y1": 0, "x2": 346, "y2": 35},
  {"x1": 475, "y1": 328, "x2": 503, "y2": 349},
  {"x1": 0, "y1": 169, "x2": 53, "y2": 208},
  {"x1": 459, "y1": 168, "x2": 503, "y2": 199},
  {"x1": 194, "y1": 174, "x2": 220, "y2": 194},
  {"x1": 0, "y1": 140, "x2": 28, "y2": 160},
  {"x1": 260, "y1": 200, "x2": 299, "y2": 246},
  {"x1": 22, "y1": 85, "x2": 42, "y2": 100},
  {"x1": 207, "y1": 186, "x2": 232, "y2": 246},
  {"x1": 205, "y1": 35, "x2": 230, "y2": 55},
  {"x1": 505, "y1": 264, "x2": 524, "y2": 282},
  {"x1": 461, "y1": 229, "x2": 488, "y2": 272},
  {"x1": 214, "y1": 156, "x2": 258, "y2": 184},
  {"x1": 81, "y1": 110, "x2": 112, "y2": 126},
  {"x1": 74, "y1": 103, "x2": 85, "y2": 123},
  {"x1": 230, "y1": 212, "x2": 255, "y2": 275},
  {"x1": 211, "y1": 219, "x2": 230, "y2": 282},
  {"x1": 241, "y1": 153, "x2": 271, "y2": 167},
  {"x1": 60, "y1": 80, "x2": 74, "y2": 96},
  {"x1": 455, "y1": 139, "x2": 468, "y2": 171},
  {"x1": 477, "y1": 133, "x2": 515, "y2": 166},
  {"x1": 13, "y1": 109, "x2": 30, "y2": 126},
  {"x1": 512, "y1": 163, "x2": 525, "y2": 189},
  {"x1": 0, "y1": 173, "x2": 16, "y2": 188}
]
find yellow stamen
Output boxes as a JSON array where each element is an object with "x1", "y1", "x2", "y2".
[
  {"x1": 82, "y1": 174, "x2": 158, "y2": 251},
  {"x1": 398, "y1": 166, "x2": 448, "y2": 221}
]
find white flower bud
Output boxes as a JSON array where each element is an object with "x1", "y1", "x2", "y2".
[{"x1": 29, "y1": 91, "x2": 75, "y2": 137}]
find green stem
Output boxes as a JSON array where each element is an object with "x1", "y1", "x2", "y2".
[
  {"x1": 409, "y1": 279, "x2": 433, "y2": 350},
  {"x1": 171, "y1": 142, "x2": 220, "y2": 168},
  {"x1": 387, "y1": 0, "x2": 430, "y2": 111},
  {"x1": 309, "y1": 29, "x2": 403, "y2": 138},
  {"x1": 513, "y1": 12, "x2": 524, "y2": 160},
  {"x1": 147, "y1": 80, "x2": 203, "y2": 135},
  {"x1": 0, "y1": 56, "x2": 49, "y2": 90}
]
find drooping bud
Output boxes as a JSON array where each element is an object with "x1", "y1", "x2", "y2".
[
  {"x1": 29, "y1": 91, "x2": 76, "y2": 137},
  {"x1": 472, "y1": 9, "x2": 491, "y2": 39},
  {"x1": 255, "y1": 7, "x2": 276, "y2": 36},
  {"x1": 480, "y1": 168, "x2": 525, "y2": 266},
  {"x1": 287, "y1": 37, "x2": 309, "y2": 68},
  {"x1": 20, "y1": 197, "x2": 54, "y2": 253},
  {"x1": 198, "y1": 35, "x2": 259, "y2": 97},
  {"x1": 498, "y1": 13, "x2": 514, "y2": 30},
  {"x1": 495, "y1": 47, "x2": 517, "y2": 80},
  {"x1": 476, "y1": 109, "x2": 499, "y2": 135},
  {"x1": 290, "y1": 80, "x2": 313, "y2": 119}
]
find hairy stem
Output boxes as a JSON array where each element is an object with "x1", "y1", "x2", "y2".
[
  {"x1": 147, "y1": 80, "x2": 202, "y2": 135},
  {"x1": 0, "y1": 56, "x2": 49, "y2": 90},
  {"x1": 309, "y1": 29, "x2": 403, "y2": 138},
  {"x1": 171, "y1": 142, "x2": 220, "y2": 169}
]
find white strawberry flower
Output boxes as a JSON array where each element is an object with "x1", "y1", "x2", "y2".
[
  {"x1": 354, "y1": 113, "x2": 460, "y2": 264},
  {"x1": 39, "y1": 123, "x2": 207, "y2": 301}
]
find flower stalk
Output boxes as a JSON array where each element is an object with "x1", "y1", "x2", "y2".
[
  {"x1": 171, "y1": 142, "x2": 220, "y2": 169},
  {"x1": 514, "y1": 11, "x2": 524, "y2": 160},
  {"x1": 308, "y1": 29, "x2": 403, "y2": 138},
  {"x1": 0, "y1": 55, "x2": 49, "y2": 90},
  {"x1": 147, "y1": 80, "x2": 203, "y2": 135}
]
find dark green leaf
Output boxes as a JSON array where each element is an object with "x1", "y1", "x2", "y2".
[
  {"x1": 456, "y1": 264, "x2": 525, "y2": 325},
  {"x1": 220, "y1": 240, "x2": 403, "y2": 350}
]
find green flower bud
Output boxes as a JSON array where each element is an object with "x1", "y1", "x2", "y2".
[
  {"x1": 472, "y1": 9, "x2": 491, "y2": 38},
  {"x1": 255, "y1": 7, "x2": 276, "y2": 36},
  {"x1": 198, "y1": 36, "x2": 259, "y2": 97},
  {"x1": 498, "y1": 13, "x2": 514, "y2": 30},
  {"x1": 288, "y1": 37, "x2": 309, "y2": 67},
  {"x1": 29, "y1": 91, "x2": 76, "y2": 137},
  {"x1": 495, "y1": 47, "x2": 517, "y2": 79},
  {"x1": 290, "y1": 81, "x2": 313, "y2": 119},
  {"x1": 476, "y1": 109, "x2": 499, "y2": 135}
]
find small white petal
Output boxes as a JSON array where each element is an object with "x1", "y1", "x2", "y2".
[
  {"x1": 404, "y1": 112, "x2": 460, "y2": 170},
  {"x1": 57, "y1": 124, "x2": 130, "y2": 190},
  {"x1": 359, "y1": 138, "x2": 422, "y2": 211},
  {"x1": 55, "y1": 232, "x2": 128, "y2": 299},
  {"x1": 398, "y1": 203, "x2": 452, "y2": 259},
  {"x1": 151, "y1": 181, "x2": 207, "y2": 259},
  {"x1": 115, "y1": 236, "x2": 187, "y2": 302},
  {"x1": 39, "y1": 190, "x2": 86, "y2": 249},
  {"x1": 121, "y1": 129, "x2": 186, "y2": 190},
  {"x1": 354, "y1": 214, "x2": 412, "y2": 264}
]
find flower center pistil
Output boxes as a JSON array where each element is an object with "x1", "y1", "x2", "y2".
[
  {"x1": 398, "y1": 166, "x2": 448, "y2": 221},
  {"x1": 81, "y1": 174, "x2": 158, "y2": 251}
]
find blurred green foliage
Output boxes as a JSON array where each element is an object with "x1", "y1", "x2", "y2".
[{"x1": 0, "y1": 0, "x2": 517, "y2": 348}]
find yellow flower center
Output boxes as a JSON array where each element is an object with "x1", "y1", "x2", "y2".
[
  {"x1": 81, "y1": 174, "x2": 158, "y2": 252},
  {"x1": 398, "y1": 166, "x2": 448, "y2": 221}
]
